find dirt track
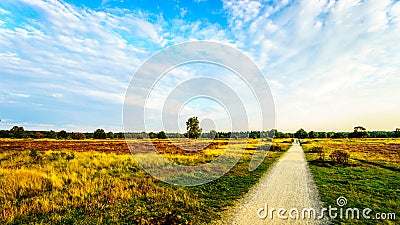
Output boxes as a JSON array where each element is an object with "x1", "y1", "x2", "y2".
[{"x1": 217, "y1": 144, "x2": 327, "y2": 225}]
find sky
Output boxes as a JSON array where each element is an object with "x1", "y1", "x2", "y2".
[{"x1": 0, "y1": 0, "x2": 399, "y2": 133}]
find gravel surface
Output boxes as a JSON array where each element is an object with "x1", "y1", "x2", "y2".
[{"x1": 215, "y1": 144, "x2": 328, "y2": 225}]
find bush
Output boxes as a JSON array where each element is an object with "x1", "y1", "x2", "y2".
[
  {"x1": 29, "y1": 149, "x2": 38, "y2": 157},
  {"x1": 66, "y1": 153, "x2": 75, "y2": 161},
  {"x1": 256, "y1": 144, "x2": 284, "y2": 151},
  {"x1": 310, "y1": 147, "x2": 325, "y2": 160},
  {"x1": 310, "y1": 146, "x2": 323, "y2": 153},
  {"x1": 49, "y1": 152, "x2": 74, "y2": 161},
  {"x1": 35, "y1": 132, "x2": 44, "y2": 139},
  {"x1": 329, "y1": 150, "x2": 350, "y2": 164},
  {"x1": 107, "y1": 132, "x2": 114, "y2": 139},
  {"x1": 71, "y1": 132, "x2": 86, "y2": 140},
  {"x1": 270, "y1": 144, "x2": 283, "y2": 151},
  {"x1": 148, "y1": 132, "x2": 157, "y2": 139},
  {"x1": 47, "y1": 130, "x2": 58, "y2": 139},
  {"x1": 29, "y1": 149, "x2": 42, "y2": 161}
]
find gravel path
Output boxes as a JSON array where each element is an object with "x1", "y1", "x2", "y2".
[{"x1": 216, "y1": 144, "x2": 327, "y2": 225}]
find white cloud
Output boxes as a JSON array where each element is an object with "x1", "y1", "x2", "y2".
[
  {"x1": 223, "y1": 0, "x2": 400, "y2": 131},
  {"x1": 10, "y1": 93, "x2": 30, "y2": 98},
  {"x1": 0, "y1": 0, "x2": 165, "y2": 106},
  {"x1": 224, "y1": 0, "x2": 263, "y2": 25},
  {"x1": 180, "y1": 8, "x2": 188, "y2": 17},
  {"x1": 0, "y1": 8, "x2": 11, "y2": 15},
  {"x1": 269, "y1": 80, "x2": 284, "y2": 90},
  {"x1": 51, "y1": 93, "x2": 64, "y2": 98}
]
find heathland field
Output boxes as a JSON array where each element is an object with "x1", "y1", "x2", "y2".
[
  {"x1": 1, "y1": 138, "x2": 398, "y2": 224},
  {"x1": 303, "y1": 139, "x2": 399, "y2": 225},
  {"x1": 0, "y1": 138, "x2": 290, "y2": 224}
]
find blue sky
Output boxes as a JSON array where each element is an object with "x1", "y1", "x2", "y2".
[{"x1": 0, "y1": 0, "x2": 400, "y2": 132}]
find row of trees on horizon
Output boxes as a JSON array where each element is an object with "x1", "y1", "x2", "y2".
[
  {"x1": 292, "y1": 127, "x2": 400, "y2": 139},
  {"x1": 0, "y1": 126, "x2": 399, "y2": 140}
]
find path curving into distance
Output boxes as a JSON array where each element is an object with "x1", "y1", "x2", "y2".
[{"x1": 216, "y1": 143, "x2": 327, "y2": 225}]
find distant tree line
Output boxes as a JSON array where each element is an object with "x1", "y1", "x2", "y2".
[
  {"x1": 0, "y1": 126, "x2": 399, "y2": 140},
  {"x1": 0, "y1": 126, "x2": 124, "y2": 140},
  {"x1": 293, "y1": 126, "x2": 400, "y2": 139}
]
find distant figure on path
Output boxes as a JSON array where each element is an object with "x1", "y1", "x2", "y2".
[{"x1": 299, "y1": 139, "x2": 303, "y2": 146}]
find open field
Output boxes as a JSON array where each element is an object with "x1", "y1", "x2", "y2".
[
  {"x1": 303, "y1": 138, "x2": 399, "y2": 224},
  {"x1": 0, "y1": 138, "x2": 290, "y2": 224}
]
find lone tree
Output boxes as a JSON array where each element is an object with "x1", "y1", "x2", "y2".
[
  {"x1": 186, "y1": 117, "x2": 202, "y2": 139},
  {"x1": 350, "y1": 126, "x2": 369, "y2": 138},
  {"x1": 354, "y1": 126, "x2": 367, "y2": 133},
  {"x1": 294, "y1": 128, "x2": 308, "y2": 139},
  {"x1": 395, "y1": 128, "x2": 400, "y2": 138},
  {"x1": 10, "y1": 126, "x2": 25, "y2": 138}
]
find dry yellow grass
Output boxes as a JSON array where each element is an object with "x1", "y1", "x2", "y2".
[{"x1": 0, "y1": 138, "x2": 289, "y2": 224}]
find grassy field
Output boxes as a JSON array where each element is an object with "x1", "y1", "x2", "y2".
[
  {"x1": 0, "y1": 138, "x2": 290, "y2": 224},
  {"x1": 303, "y1": 138, "x2": 399, "y2": 225}
]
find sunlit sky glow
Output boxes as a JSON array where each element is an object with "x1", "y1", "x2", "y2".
[{"x1": 0, "y1": 0, "x2": 399, "y2": 132}]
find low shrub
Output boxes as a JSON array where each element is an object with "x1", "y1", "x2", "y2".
[
  {"x1": 29, "y1": 149, "x2": 42, "y2": 161},
  {"x1": 310, "y1": 146, "x2": 323, "y2": 153},
  {"x1": 29, "y1": 149, "x2": 38, "y2": 158},
  {"x1": 329, "y1": 150, "x2": 350, "y2": 164},
  {"x1": 309, "y1": 146, "x2": 325, "y2": 160},
  {"x1": 256, "y1": 144, "x2": 283, "y2": 151}
]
